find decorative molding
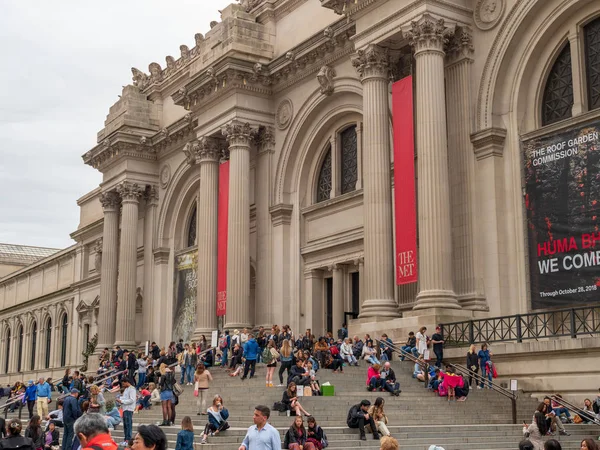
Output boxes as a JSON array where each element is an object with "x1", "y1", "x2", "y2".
[
  {"x1": 160, "y1": 164, "x2": 171, "y2": 189},
  {"x1": 145, "y1": 185, "x2": 159, "y2": 207},
  {"x1": 474, "y1": 0, "x2": 505, "y2": 31},
  {"x1": 255, "y1": 126, "x2": 276, "y2": 154},
  {"x1": 153, "y1": 247, "x2": 170, "y2": 265},
  {"x1": 446, "y1": 26, "x2": 474, "y2": 64},
  {"x1": 99, "y1": 191, "x2": 120, "y2": 210},
  {"x1": 276, "y1": 99, "x2": 293, "y2": 130},
  {"x1": 116, "y1": 181, "x2": 144, "y2": 203},
  {"x1": 93, "y1": 238, "x2": 102, "y2": 274},
  {"x1": 269, "y1": 204, "x2": 294, "y2": 226},
  {"x1": 471, "y1": 127, "x2": 507, "y2": 160},
  {"x1": 222, "y1": 120, "x2": 258, "y2": 148},
  {"x1": 404, "y1": 14, "x2": 454, "y2": 53},
  {"x1": 351, "y1": 45, "x2": 390, "y2": 81},
  {"x1": 317, "y1": 65, "x2": 336, "y2": 96},
  {"x1": 197, "y1": 136, "x2": 228, "y2": 164}
]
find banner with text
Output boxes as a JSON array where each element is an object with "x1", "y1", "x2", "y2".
[
  {"x1": 216, "y1": 161, "x2": 230, "y2": 317},
  {"x1": 173, "y1": 250, "x2": 197, "y2": 342},
  {"x1": 392, "y1": 76, "x2": 418, "y2": 285},
  {"x1": 523, "y1": 121, "x2": 600, "y2": 309}
]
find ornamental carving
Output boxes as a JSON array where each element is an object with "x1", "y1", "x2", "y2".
[
  {"x1": 93, "y1": 238, "x2": 103, "y2": 273},
  {"x1": 254, "y1": 126, "x2": 276, "y2": 153},
  {"x1": 404, "y1": 14, "x2": 454, "y2": 53},
  {"x1": 145, "y1": 185, "x2": 159, "y2": 206},
  {"x1": 99, "y1": 190, "x2": 120, "y2": 210},
  {"x1": 160, "y1": 164, "x2": 171, "y2": 188},
  {"x1": 317, "y1": 65, "x2": 336, "y2": 95},
  {"x1": 196, "y1": 137, "x2": 227, "y2": 163},
  {"x1": 238, "y1": 0, "x2": 262, "y2": 12},
  {"x1": 183, "y1": 141, "x2": 200, "y2": 165},
  {"x1": 276, "y1": 99, "x2": 293, "y2": 130},
  {"x1": 474, "y1": 0, "x2": 505, "y2": 31},
  {"x1": 351, "y1": 45, "x2": 390, "y2": 80},
  {"x1": 116, "y1": 181, "x2": 144, "y2": 202},
  {"x1": 446, "y1": 27, "x2": 474, "y2": 62},
  {"x1": 222, "y1": 121, "x2": 256, "y2": 147}
]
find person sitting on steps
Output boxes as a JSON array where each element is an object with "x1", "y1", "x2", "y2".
[
  {"x1": 347, "y1": 400, "x2": 380, "y2": 441},
  {"x1": 281, "y1": 383, "x2": 311, "y2": 417}
]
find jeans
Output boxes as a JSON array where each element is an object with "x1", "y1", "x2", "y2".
[
  {"x1": 368, "y1": 377, "x2": 383, "y2": 390},
  {"x1": 180, "y1": 365, "x2": 186, "y2": 384},
  {"x1": 343, "y1": 354, "x2": 358, "y2": 365},
  {"x1": 137, "y1": 372, "x2": 147, "y2": 389},
  {"x1": 480, "y1": 365, "x2": 492, "y2": 388},
  {"x1": 222, "y1": 347, "x2": 228, "y2": 366},
  {"x1": 138, "y1": 395, "x2": 151, "y2": 410},
  {"x1": 242, "y1": 359, "x2": 257, "y2": 379},
  {"x1": 381, "y1": 381, "x2": 400, "y2": 394},
  {"x1": 348, "y1": 415, "x2": 378, "y2": 437},
  {"x1": 62, "y1": 423, "x2": 74, "y2": 450},
  {"x1": 123, "y1": 410, "x2": 133, "y2": 441},
  {"x1": 186, "y1": 365, "x2": 194, "y2": 384},
  {"x1": 554, "y1": 407, "x2": 571, "y2": 418},
  {"x1": 400, "y1": 346, "x2": 418, "y2": 361},
  {"x1": 434, "y1": 349, "x2": 443, "y2": 368},
  {"x1": 367, "y1": 356, "x2": 380, "y2": 365},
  {"x1": 279, "y1": 360, "x2": 293, "y2": 384}
]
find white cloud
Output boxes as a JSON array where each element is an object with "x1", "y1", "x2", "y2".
[{"x1": 0, "y1": 0, "x2": 233, "y2": 248}]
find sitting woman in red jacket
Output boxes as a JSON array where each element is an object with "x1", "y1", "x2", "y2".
[{"x1": 367, "y1": 364, "x2": 382, "y2": 391}]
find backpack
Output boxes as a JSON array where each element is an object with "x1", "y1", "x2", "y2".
[
  {"x1": 134, "y1": 359, "x2": 139, "y2": 370},
  {"x1": 272, "y1": 401, "x2": 287, "y2": 412},
  {"x1": 262, "y1": 347, "x2": 273, "y2": 365},
  {"x1": 319, "y1": 426, "x2": 329, "y2": 448}
]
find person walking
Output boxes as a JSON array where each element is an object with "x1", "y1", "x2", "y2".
[
  {"x1": 263, "y1": 340, "x2": 279, "y2": 388},
  {"x1": 62, "y1": 389, "x2": 81, "y2": 450},
  {"x1": 24, "y1": 381, "x2": 37, "y2": 419},
  {"x1": 36, "y1": 378, "x2": 52, "y2": 420},
  {"x1": 194, "y1": 365, "x2": 213, "y2": 416},
  {"x1": 238, "y1": 405, "x2": 280, "y2": 450},
  {"x1": 119, "y1": 377, "x2": 137, "y2": 445},
  {"x1": 241, "y1": 334, "x2": 260, "y2": 381}
]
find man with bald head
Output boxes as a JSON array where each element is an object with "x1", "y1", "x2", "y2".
[
  {"x1": 36, "y1": 377, "x2": 51, "y2": 418},
  {"x1": 379, "y1": 362, "x2": 400, "y2": 396}
]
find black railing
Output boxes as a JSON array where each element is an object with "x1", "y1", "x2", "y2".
[
  {"x1": 375, "y1": 339, "x2": 430, "y2": 388},
  {"x1": 442, "y1": 305, "x2": 600, "y2": 347},
  {"x1": 550, "y1": 395, "x2": 600, "y2": 427}
]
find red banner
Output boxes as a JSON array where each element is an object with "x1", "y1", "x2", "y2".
[
  {"x1": 216, "y1": 161, "x2": 229, "y2": 316},
  {"x1": 392, "y1": 76, "x2": 418, "y2": 285}
]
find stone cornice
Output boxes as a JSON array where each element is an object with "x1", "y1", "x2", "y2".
[
  {"x1": 69, "y1": 218, "x2": 104, "y2": 242},
  {"x1": 471, "y1": 127, "x2": 507, "y2": 160},
  {"x1": 269, "y1": 204, "x2": 293, "y2": 226},
  {"x1": 153, "y1": 247, "x2": 170, "y2": 265},
  {"x1": 82, "y1": 114, "x2": 197, "y2": 171},
  {"x1": 0, "y1": 245, "x2": 77, "y2": 285},
  {"x1": 70, "y1": 274, "x2": 101, "y2": 291},
  {"x1": 320, "y1": 0, "x2": 369, "y2": 15}
]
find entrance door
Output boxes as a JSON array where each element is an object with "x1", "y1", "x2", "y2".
[
  {"x1": 325, "y1": 277, "x2": 333, "y2": 334},
  {"x1": 351, "y1": 272, "x2": 360, "y2": 319}
]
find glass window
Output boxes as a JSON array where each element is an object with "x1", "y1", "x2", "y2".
[
  {"x1": 187, "y1": 205, "x2": 197, "y2": 248},
  {"x1": 316, "y1": 146, "x2": 332, "y2": 203},
  {"x1": 61, "y1": 315, "x2": 68, "y2": 367},
  {"x1": 4, "y1": 328, "x2": 10, "y2": 374},
  {"x1": 45, "y1": 319, "x2": 52, "y2": 369},
  {"x1": 31, "y1": 322, "x2": 37, "y2": 371},
  {"x1": 542, "y1": 43, "x2": 574, "y2": 126},
  {"x1": 340, "y1": 126, "x2": 358, "y2": 195},
  {"x1": 584, "y1": 17, "x2": 600, "y2": 110},
  {"x1": 17, "y1": 326, "x2": 23, "y2": 373}
]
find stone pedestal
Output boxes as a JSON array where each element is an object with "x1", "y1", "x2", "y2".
[
  {"x1": 96, "y1": 190, "x2": 120, "y2": 353},
  {"x1": 407, "y1": 14, "x2": 460, "y2": 310},
  {"x1": 351, "y1": 45, "x2": 399, "y2": 319},
  {"x1": 114, "y1": 181, "x2": 143, "y2": 348},
  {"x1": 222, "y1": 121, "x2": 255, "y2": 329},
  {"x1": 193, "y1": 138, "x2": 223, "y2": 337}
]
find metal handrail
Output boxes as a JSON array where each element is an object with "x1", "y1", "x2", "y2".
[
  {"x1": 2, "y1": 394, "x2": 25, "y2": 419},
  {"x1": 375, "y1": 339, "x2": 430, "y2": 388},
  {"x1": 550, "y1": 395, "x2": 600, "y2": 427}
]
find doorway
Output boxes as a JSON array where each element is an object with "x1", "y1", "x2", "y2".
[
  {"x1": 351, "y1": 271, "x2": 360, "y2": 318},
  {"x1": 325, "y1": 277, "x2": 333, "y2": 334}
]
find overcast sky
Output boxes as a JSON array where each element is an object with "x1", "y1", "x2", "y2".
[{"x1": 0, "y1": 0, "x2": 232, "y2": 249}]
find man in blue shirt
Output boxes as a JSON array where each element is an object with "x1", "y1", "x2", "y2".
[
  {"x1": 241, "y1": 334, "x2": 260, "y2": 381},
  {"x1": 36, "y1": 377, "x2": 52, "y2": 418},
  {"x1": 239, "y1": 405, "x2": 281, "y2": 450}
]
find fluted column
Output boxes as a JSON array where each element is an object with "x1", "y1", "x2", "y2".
[
  {"x1": 143, "y1": 186, "x2": 158, "y2": 342},
  {"x1": 351, "y1": 45, "x2": 399, "y2": 318},
  {"x1": 407, "y1": 14, "x2": 460, "y2": 310},
  {"x1": 114, "y1": 181, "x2": 144, "y2": 347},
  {"x1": 255, "y1": 128, "x2": 275, "y2": 328},
  {"x1": 331, "y1": 264, "x2": 345, "y2": 333},
  {"x1": 446, "y1": 28, "x2": 487, "y2": 310},
  {"x1": 222, "y1": 121, "x2": 256, "y2": 329},
  {"x1": 96, "y1": 190, "x2": 120, "y2": 352},
  {"x1": 192, "y1": 137, "x2": 223, "y2": 337}
]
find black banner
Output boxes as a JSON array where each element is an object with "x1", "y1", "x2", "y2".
[
  {"x1": 524, "y1": 121, "x2": 600, "y2": 309},
  {"x1": 173, "y1": 251, "x2": 197, "y2": 342}
]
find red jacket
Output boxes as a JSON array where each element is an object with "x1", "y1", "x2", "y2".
[{"x1": 84, "y1": 433, "x2": 118, "y2": 450}]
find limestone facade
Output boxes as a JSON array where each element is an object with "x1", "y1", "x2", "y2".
[{"x1": 0, "y1": 0, "x2": 600, "y2": 397}]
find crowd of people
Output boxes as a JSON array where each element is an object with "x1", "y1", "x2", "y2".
[{"x1": 2, "y1": 321, "x2": 600, "y2": 450}]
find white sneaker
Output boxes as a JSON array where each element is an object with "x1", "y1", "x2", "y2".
[{"x1": 277, "y1": 384, "x2": 284, "y2": 387}]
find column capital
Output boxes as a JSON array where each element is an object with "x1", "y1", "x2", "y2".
[
  {"x1": 351, "y1": 44, "x2": 390, "y2": 81},
  {"x1": 446, "y1": 26, "x2": 474, "y2": 65},
  {"x1": 116, "y1": 181, "x2": 144, "y2": 203},
  {"x1": 255, "y1": 126, "x2": 276, "y2": 155},
  {"x1": 99, "y1": 190, "x2": 120, "y2": 211},
  {"x1": 145, "y1": 184, "x2": 159, "y2": 207},
  {"x1": 222, "y1": 120, "x2": 258, "y2": 148},
  {"x1": 405, "y1": 14, "x2": 454, "y2": 54}
]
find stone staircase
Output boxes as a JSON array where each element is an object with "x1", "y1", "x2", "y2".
[{"x1": 10, "y1": 360, "x2": 600, "y2": 449}]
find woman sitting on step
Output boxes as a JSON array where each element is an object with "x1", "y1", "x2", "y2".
[
  {"x1": 283, "y1": 416, "x2": 316, "y2": 450},
  {"x1": 523, "y1": 403, "x2": 549, "y2": 450},
  {"x1": 282, "y1": 382, "x2": 311, "y2": 417},
  {"x1": 199, "y1": 395, "x2": 230, "y2": 445}
]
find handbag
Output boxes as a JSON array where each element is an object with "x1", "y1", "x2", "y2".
[
  {"x1": 173, "y1": 382, "x2": 184, "y2": 397},
  {"x1": 303, "y1": 386, "x2": 312, "y2": 397},
  {"x1": 320, "y1": 427, "x2": 329, "y2": 449},
  {"x1": 573, "y1": 414, "x2": 583, "y2": 424},
  {"x1": 491, "y1": 363, "x2": 498, "y2": 378},
  {"x1": 423, "y1": 349, "x2": 431, "y2": 361}
]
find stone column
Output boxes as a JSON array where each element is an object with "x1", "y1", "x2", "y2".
[
  {"x1": 255, "y1": 128, "x2": 275, "y2": 328},
  {"x1": 445, "y1": 28, "x2": 487, "y2": 310},
  {"x1": 304, "y1": 269, "x2": 324, "y2": 335},
  {"x1": 222, "y1": 121, "x2": 255, "y2": 329},
  {"x1": 143, "y1": 186, "x2": 158, "y2": 342},
  {"x1": 406, "y1": 14, "x2": 460, "y2": 310},
  {"x1": 114, "y1": 181, "x2": 144, "y2": 348},
  {"x1": 192, "y1": 137, "x2": 223, "y2": 337},
  {"x1": 332, "y1": 264, "x2": 345, "y2": 332},
  {"x1": 96, "y1": 190, "x2": 120, "y2": 352},
  {"x1": 351, "y1": 45, "x2": 399, "y2": 318},
  {"x1": 355, "y1": 122, "x2": 363, "y2": 190}
]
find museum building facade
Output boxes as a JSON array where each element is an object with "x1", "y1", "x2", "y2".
[{"x1": 0, "y1": 0, "x2": 599, "y2": 395}]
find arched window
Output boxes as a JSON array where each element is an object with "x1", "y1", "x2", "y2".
[
  {"x1": 584, "y1": 17, "x2": 600, "y2": 111},
  {"x1": 316, "y1": 146, "x2": 332, "y2": 203},
  {"x1": 60, "y1": 314, "x2": 68, "y2": 367},
  {"x1": 4, "y1": 328, "x2": 10, "y2": 374},
  {"x1": 542, "y1": 43, "x2": 574, "y2": 126},
  {"x1": 16, "y1": 325, "x2": 23, "y2": 373},
  {"x1": 340, "y1": 126, "x2": 358, "y2": 195},
  {"x1": 187, "y1": 204, "x2": 197, "y2": 248},
  {"x1": 45, "y1": 319, "x2": 52, "y2": 369},
  {"x1": 31, "y1": 321, "x2": 37, "y2": 371}
]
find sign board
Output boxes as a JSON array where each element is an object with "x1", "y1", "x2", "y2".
[
  {"x1": 211, "y1": 330, "x2": 219, "y2": 348},
  {"x1": 510, "y1": 379, "x2": 518, "y2": 391}
]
